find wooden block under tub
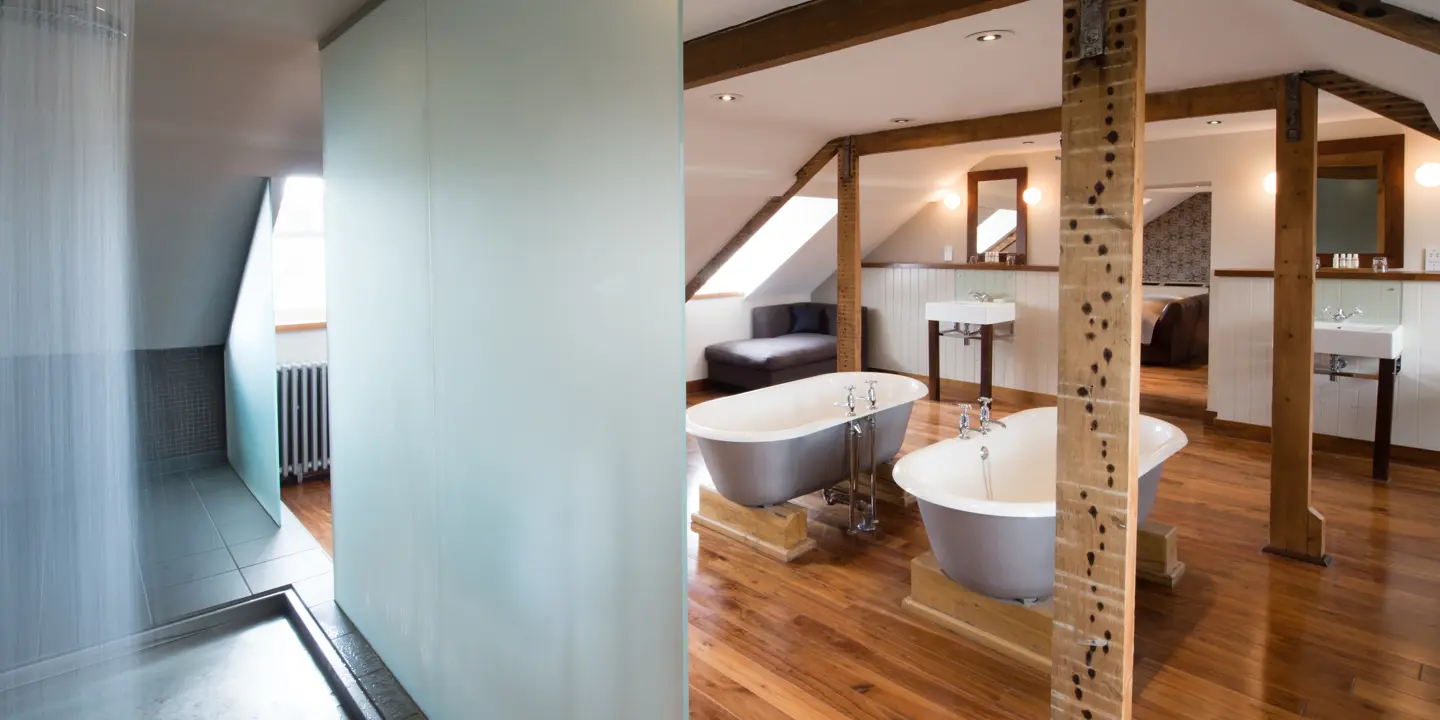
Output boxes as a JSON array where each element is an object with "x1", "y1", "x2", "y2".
[
  {"x1": 1137, "y1": 520, "x2": 1186, "y2": 588},
  {"x1": 903, "y1": 551, "x2": 1053, "y2": 671},
  {"x1": 691, "y1": 485, "x2": 817, "y2": 562}
]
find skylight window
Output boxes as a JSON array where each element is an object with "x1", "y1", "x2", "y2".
[
  {"x1": 697, "y1": 196, "x2": 838, "y2": 297},
  {"x1": 272, "y1": 176, "x2": 326, "y2": 326},
  {"x1": 975, "y1": 208, "x2": 1018, "y2": 253}
]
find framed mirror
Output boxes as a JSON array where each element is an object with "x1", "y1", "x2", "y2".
[
  {"x1": 967, "y1": 167, "x2": 1028, "y2": 263},
  {"x1": 1316, "y1": 135, "x2": 1404, "y2": 269}
]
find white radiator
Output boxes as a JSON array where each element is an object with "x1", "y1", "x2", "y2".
[{"x1": 277, "y1": 363, "x2": 330, "y2": 480}]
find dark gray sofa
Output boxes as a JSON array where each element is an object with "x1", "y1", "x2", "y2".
[{"x1": 704, "y1": 303, "x2": 871, "y2": 391}]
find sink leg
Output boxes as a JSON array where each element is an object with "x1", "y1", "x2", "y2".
[
  {"x1": 928, "y1": 320, "x2": 941, "y2": 402},
  {"x1": 979, "y1": 324, "x2": 994, "y2": 400},
  {"x1": 1374, "y1": 357, "x2": 1397, "y2": 482}
]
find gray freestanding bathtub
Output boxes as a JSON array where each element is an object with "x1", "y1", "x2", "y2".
[
  {"x1": 686, "y1": 372, "x2": 928, "y2": 508},
  {"x1": 892, "y1": 407, "x2": 1189, "y2": 602}
]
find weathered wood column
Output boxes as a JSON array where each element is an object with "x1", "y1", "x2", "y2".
[
  {"x1": 1265, "y1": 75, "x2": 1330, "y2": 565},
  {"x1": 1053, "y1": 2, "x2": 1145, "y2": 719},
  {"x1": 837, "y1": 136, "x2": 863, "y2": 372}
]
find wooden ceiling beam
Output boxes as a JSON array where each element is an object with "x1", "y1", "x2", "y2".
[
  {"x1": 684, "y1": 140, "x2": 842, "y2": 300},
  {"x1": 1289, "y1": 0, "x2": 1440, "y2": 56},
  {"x1": 851, "y1": 78, "x2": 1278, "y2": 155},
  {"x1": 684, "y1": 0, "x2": 1028, "y2": 90},
  {"x1": 1302, "y1": 70, "x2": 1440, "y2": 140}
]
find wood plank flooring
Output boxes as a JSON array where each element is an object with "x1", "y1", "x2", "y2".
[
  {"x1": 1140, "y1": 363, "x2": 1208, "y2": 420},
  {"x1": 687, "y1": 390, "x2": 1440, "y2": 719},
  {"x1": 282, "y1": 478, "x2": 334, "y2": 556}
]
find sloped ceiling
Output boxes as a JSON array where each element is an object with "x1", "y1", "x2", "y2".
[{"x1": 684, "y1": 0, "x2": 1440, "y2": 300}]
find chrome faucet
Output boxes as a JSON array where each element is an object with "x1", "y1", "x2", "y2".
[
  {"x1": 1328, "y1": 354, "x2": 1348, "y2": 382},
  {"x1": 957, "y1": 404, "x2": 972, "y2": 439},
  {"x1": 970, "y1": 291, "x2": 993, "y2": 303},
  {"x1": 835, "y1": 385, "x2": 857, "y2": 417},
  {"x1": 862, "y1": 379, "x2": 879, "y2": 411},
  {"x1": 978, "y1": 397, "x2": 1006, "y2": 434},
  {"x1": 1323, "y1": 306, "x2": 1362, "y2": 323}
]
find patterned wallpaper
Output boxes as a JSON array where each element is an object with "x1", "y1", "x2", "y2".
[{"x1": 1143, "y1": 193, "x2": 1211, "y2": 285}]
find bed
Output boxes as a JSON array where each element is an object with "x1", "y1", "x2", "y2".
[{"x1": 1141, "y1": 284, "x2": 1209, "y2": 366}]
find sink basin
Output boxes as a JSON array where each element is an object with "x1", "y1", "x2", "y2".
[
  {"x1": 1313, "y1": 322, "x2": 1403, "y2": 359},
  {"x1": 925, "y1": 300, "x2": 1016, "y2": 325}
]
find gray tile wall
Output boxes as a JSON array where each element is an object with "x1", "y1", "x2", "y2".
[{"x1": 136, "y1": 346, "x2": 227, "y2": 462}]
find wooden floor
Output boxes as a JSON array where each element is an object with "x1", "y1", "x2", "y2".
[
  {"x1": 282, "y1": 393, "x2": 1440, "y2": 718},
  {"x1": 1140, "y1": 363, "x2": 1209, "y2": 420},
  {"x1": 687, "y1": 390, "x2": 1440, "y2": 719},
  {"x1": 282, "y1": 478, "x2": 334, "y2": 556}
]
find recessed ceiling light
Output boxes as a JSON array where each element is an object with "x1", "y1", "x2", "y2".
[
  {"x1": 890, "y1": 118, "x2": 914, "y2": 124},
  {"x1": 712, "y1": 93, "x2": 743, "y2": 103},
  {"x1": 967, "y1": 30, "x2": 1014, "y2": 43},
  {"x1": 1207, "y1": 120, "x2": 1223, "y2": 125}
]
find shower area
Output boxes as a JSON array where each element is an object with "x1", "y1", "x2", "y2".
[{"x1": 0, "y1": 2, "x2": 373, "y2": 716}]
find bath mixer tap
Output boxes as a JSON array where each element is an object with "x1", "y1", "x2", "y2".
[
  {"x1": 957, "y1": 404, "x2": 972, "y2": 439},
  {"x1": 863, "y1": 379, "x2": 879, "y2": 410},
  {"x1": 835, "y1": 386, "x2": 858, "y2": 416},
  {"x1": 1323, "y1": 306, "x2": 1362, "y2": 323},
  {"x1": 978, "y1": 397, "x2": 1006, "y2": 434}
]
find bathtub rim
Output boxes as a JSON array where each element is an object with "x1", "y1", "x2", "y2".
[
  {"x1": 891, "y1": 408, "x2": 1189, "y2": 518},
  {"x1": 685, "y1": 371, "x2": 928, "y2": 443}
]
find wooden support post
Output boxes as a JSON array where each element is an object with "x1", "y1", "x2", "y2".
[
  {"x1": 928, "y1": 321, "x2": 942, "y2": 401},
  {"x1": 837, "y1": 137, "x2": 863, "y2": 372},
  {"x1": 979, "y1": 324, "x2": 996, "y2": 400},
  {"x1": 691, "y1": 486, "x2": 817, "y2": 562},
  {"x1": 1053, "y1": 2, "x2": 1146, "y2": 719},
  {"x1": 1374, "y1": 358, "x2": 1398, "y2": 481},
  {"x1": 1266, "y1": 75, "x2": 1331, "y2": 567}
]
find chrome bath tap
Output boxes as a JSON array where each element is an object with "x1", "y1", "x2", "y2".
[
  {"x1": 1323, "y1": 306, "x2": 1362, "y2": 323},
  {"x1": 978, "y1": 397, "x2": 1006, "y2": 434},
  {"x1": 862, "y1": 379, "x2": 879, "y2": 411},
  {"x1": 835, "y1": 385, "x2": 857, "y2": 417},
  {"x1": 957, "y1": 404, "x2": 972, "y2": 439}
]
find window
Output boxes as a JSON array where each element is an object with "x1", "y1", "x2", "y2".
[
  {"x1": 696, "y1": 196, "x2": 838, "y2": 297},
  {"x1": 975, "y1": 208, "x2": 1017, "y2": 254},
  {"x1": 273, "y1": 176, "x2": 326, "y2": 327}
]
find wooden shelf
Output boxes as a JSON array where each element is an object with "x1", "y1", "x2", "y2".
[
  {"x1": 863, "y1": 262, "x2": 1058, "y2": 272},
  {"x1": 1215, "y1": 268, "x2": 1440, "y2": 282}
]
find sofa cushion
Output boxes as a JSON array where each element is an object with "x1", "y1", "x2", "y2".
[
  {"x1": 789, "y1": 304, "x2": 826, "y2": 334},
  {"x1": 705, "y1": 333, "x2": 837, "y2": 371}
]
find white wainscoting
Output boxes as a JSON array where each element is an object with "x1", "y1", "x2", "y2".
[
  {"x1": 1211, "y1": 276, "x2": 1440, "y2": 451},
  {"x1": 816, "y1": 268, "x2": 1059, "y2": 397}
]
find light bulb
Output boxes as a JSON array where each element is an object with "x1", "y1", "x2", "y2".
[
  {"x1": 1417, "y1": 163, "x2": 1440, "y2": 188},
  {"x1": 943, "y1": 193, "x2": 962, "y2": 210},
  {"x1": 1263, "y1": 172, "x2": 1278, "y2": 195},
  {"x1": 1022, "y1": 187, "x2": 1042, "y2": 205}
]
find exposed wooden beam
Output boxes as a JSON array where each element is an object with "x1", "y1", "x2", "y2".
[
  {"x1": 1265, "y1": 75, "x2": 1330, "y2": 567},
  {"x1": 1303, "y1": 70, "x2": 1440, "y2": 140},
  {"x1": 684, "y1": 141, "x2": 841, "y2": 300},
  {"x1": 852, "y1": 78, "x2": 1277, "y2": 155},
  {"x1": 1289, "y1": 0, "x2": 1440, "y2": 57},
  {"x1": 684, "y1": 0, "x2": 1028, "y2": 90},
  {"x1": 836, "y1": 137, "x2": 863, "y2": 372},
  {"x1": 1052, "y1": 0, "x2": 1146, "y2": 718}
]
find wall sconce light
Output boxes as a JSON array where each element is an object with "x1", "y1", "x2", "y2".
[
  {"x1": 1022, "y1": 187, "x2": 1042, "y2": 205},
  {"x1": 1263, "y1": 172, "x2": 1278, "y2": 195},
  {"x1": 1418, "y1": 163, "x2": 1440, "y2": 188},
  {"x1": 943, "y1": 192, "x2": 962, "y2": 210}
]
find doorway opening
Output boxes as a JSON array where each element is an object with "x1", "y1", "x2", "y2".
[{"x1": 1139, "y1": 187, "x2": 1212, "y2": 420}]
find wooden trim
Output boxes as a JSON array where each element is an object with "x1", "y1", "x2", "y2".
[
  {"x1": 836, "y1": 137, "x2": 863, "y2": 373},
  {"x1": 1305, "y1": 71, "x2": 1440, "y2": 141},
  {"x1": 966, "y1": 167, "x2": 1028, "y2": 262},
  {"x1": 685, "y1": 141, "x2": 841, "y2": 300},
  {"x1": 1288, "y1": 1, "x2": 1440, "y2": 61},
  {"x1": 863, "y1": 262, "x2": 1059, "y2": 272},
  {"x1": 276, "y1": 322, "x2": 327, "y2": 333},
  {"x1": 1216, "y1": 268, "x2": 1440, "y2": 281},
  {"x1": 1052, "y1": 2, "x2": 1146, "y2": 716},
  {"x1": 319, "y1": 0, "x2": 389, "y2": 50},
  {"x1": 688, "y1": 292, "x2": 745, "y2": 301},
  {"x1": 1206, "y1": 416, "x2": 1440, "y2": 470},
  {"x1": 851, "y1": 78, "x2": 1277, "y2": 155},
  {"x1": 1268, "y1": 74, "x2": 1328, "y2": 565},
  {"x1": 1318, "y1": 134, "x2": 1407, "y2": 270},
  {"x1": 683, "y1": 0, "x2": 1027, "y2": 89}
]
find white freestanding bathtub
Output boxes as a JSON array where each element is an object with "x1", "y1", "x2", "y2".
[
  {"x1": 686, "y1": 372, "x2": 928, "y2": 507},
  {"x1": 892, "y1": 407, "x2": 1188, "y2": 601}
]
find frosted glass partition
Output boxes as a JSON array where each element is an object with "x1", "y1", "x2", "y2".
[
  {"x1": 224, "y1": 186, "x2": 282, "y2": 521},
  {"x1": 323, "y1": 1, "x2": 685, "y2": 717},
  {"x1": 1315, "y1": 279, "x2": 1403, "y2": 324}
]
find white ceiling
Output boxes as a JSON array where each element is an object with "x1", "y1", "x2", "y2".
[
  {"x1": 684, "y1": 0, "x2": 1440, "y2": 299},
  {"x1": 683, "y1": 0, "x2": 809, "y2": 40}
]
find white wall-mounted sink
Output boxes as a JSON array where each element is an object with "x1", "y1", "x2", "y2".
[
  {"x1": 925, "y1": 300, "x2": 1016, "y2": 326},
  {"x1": 1313, "y1": 322, "x2": 1403, "y2": 359}
]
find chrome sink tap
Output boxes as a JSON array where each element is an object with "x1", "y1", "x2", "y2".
[
  {"x1": 970, "y1": 291, "x2": 993, "y2": 303},
  {"x1": 957, "y1": 404, "x2": 972, "y2": 439},
  {"x1": 1323, "y1": 306, "x2": 1362, "y2": 323},
  {"x1": 978, "y1": 397, "x2": 1006, "y2": 434}
]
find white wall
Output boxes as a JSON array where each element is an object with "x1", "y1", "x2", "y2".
[
  {"x1": 224, "y1": 186, "x2": 281, "y2": 521},
  {"x1": 324, "y1": 1, "x2": 684, "y2": 717},
  {"x1": 276, "y1": 328, "x2": 328, "y2": 365}
]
